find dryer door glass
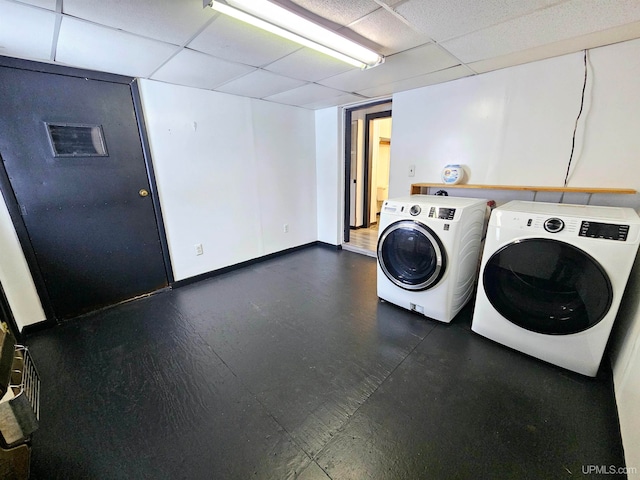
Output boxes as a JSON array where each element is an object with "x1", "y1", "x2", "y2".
[
  {"x1": 377, "y1": 220, "x2": 446, "y2": 291},
  {"x1": 483, "y1": 238, "x2": 612, "y2": 334}
]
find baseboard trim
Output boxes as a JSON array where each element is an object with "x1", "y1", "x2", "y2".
[
  {"x1": 172, "y1": 241, "x2": 339, "y2": 288},
  {"x1": 25, "y1": 242, "x2": 345, "y2": 333}
]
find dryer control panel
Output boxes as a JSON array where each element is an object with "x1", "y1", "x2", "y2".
[
  {"x1": 579, "y1": 221, "x2": 630, "y2": 241},
  {"x1": 428, "y1": 207, "x2": 456, "y2": 220}
]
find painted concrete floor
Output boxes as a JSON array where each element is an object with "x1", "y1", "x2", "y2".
[{"x1": 26, "y1": 246, "x2": 625, "y2": 479}]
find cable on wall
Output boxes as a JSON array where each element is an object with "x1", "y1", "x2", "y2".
[{"x1": 563, "y1": 49, "x2": 589, "y2": 187}]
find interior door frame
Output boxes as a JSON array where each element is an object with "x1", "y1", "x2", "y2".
[
  {"x1": 363, "y1": 110, "x2": 392, "y2": 229},
  {"x1": 343, "y1": 100, "x2": 392, "y2": 244},
  {"x1": 0, "y1": 55, "x2": 174, "y2": 326}
]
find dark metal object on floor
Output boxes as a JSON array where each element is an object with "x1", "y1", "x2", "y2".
[{"x1": 0, "y1": 323, "x2": 40, "y2": 480}]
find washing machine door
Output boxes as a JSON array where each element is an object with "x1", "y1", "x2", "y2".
[
  {"x1": 483, "y1": 238, "x2": 613, "y2": 334},
  {"x1": 377, "y1": 220, "x2": 447, "y2": 291}
]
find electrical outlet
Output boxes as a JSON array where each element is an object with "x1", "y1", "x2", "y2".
[
  {"x1": 409, "y1": 165, "x2": 416, "y2": 177},
  {"x1": 283, "y1": 224, "x2": 289, "y2": 233},
  {"x1": 195, "y1": 243, "x2": 203, "y2": 256}
]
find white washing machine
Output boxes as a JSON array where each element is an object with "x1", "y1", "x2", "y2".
[
  {"x1": 377, "y1": 195, "x2": 488, "y2": 323},
  {"x1": 472, "y1": 200, "x2": 640, "y2": 377}
]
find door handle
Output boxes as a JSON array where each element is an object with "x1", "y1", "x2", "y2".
[{"x1": 139, "y1": 189, "x2": 149, "y2": 197}]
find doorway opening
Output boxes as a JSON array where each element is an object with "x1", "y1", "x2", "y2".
[{"x1": 343, "y1": 100, "x2": 392, "y2": 257}]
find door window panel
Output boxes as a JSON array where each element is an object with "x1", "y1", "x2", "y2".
[
  {"x1": 483, "y1": 239, "x2": 612, "y2": 334},
  {"x1": 46, "y1": 123, "x2": 108, "y2": 157}
]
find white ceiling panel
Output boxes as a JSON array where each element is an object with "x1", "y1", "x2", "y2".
[
  {"x1": 217, "y1": 70, "x2": 307, "y2": 98},
  {"x1": 357, "y1": 65, "x2": 473, "y2": 98},
  {"x1": 150, "y1": 49, "x2": 255, "y2": 90},
  {"x1": 442, "y1": 0, "x2": 640, "y2": 63},
  {"x1": 188, "y1": 13, "x2": 302, "y2": 67},
  {"x1": 393, "y1": 0, "x2": 565, "y2": 43},
  {"x1": 264, "y1": 83, "x2": 355, "y2": 107},
  {"x1": 319, "y1": 43, "x2": 460, "y2": 93},
  {"x1": 56, "y1": 17, "x2": 179, "y2": 77},
  {"x1": 346, "y1": 6, "x2": 432, "y2": 55},
  {"x1": 4, "y1": 0, "x2": 640, "y2": 109},
  {"x1": 468, "y1": 21, "x2": 640, "y2": 74},
  {"x1": 302, "y1": 92, "x2": 370, "y2": 110},
  {"x1": 62, "y1": 0, "x2": 214, "y2": 46},
  {"x1": 13, "y1": 0, "x2": 56, "y2": 10},
  {"x1": 264, "y1": 47, "x2": 356, "y2": 82},
  {"x1": 0, "y1": 1, "x2": 56, "y2": 61},
  {"x1": 284, "y1": 0, "x2": 380, "y2": 27}
]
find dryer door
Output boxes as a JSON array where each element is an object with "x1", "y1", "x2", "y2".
[
  {"x1": 377, "y1": 220, "x2": 447, "y2": 291},
  {"x1": 483, "y1": 238, "x2": 613, "y2": 334}
]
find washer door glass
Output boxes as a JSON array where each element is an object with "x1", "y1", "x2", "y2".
[
  {"x1": 483, "y1": 238, "x2": 612, "y2": 334},
  {"x1": 378, "y1": 220, "x2": 446, "y2": 291}
]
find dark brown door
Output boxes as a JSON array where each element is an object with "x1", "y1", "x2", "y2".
[{"x1": 0, "y1": 65, "x2": 168, "y2": 320}]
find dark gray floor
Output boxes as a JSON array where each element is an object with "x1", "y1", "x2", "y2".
[{"x1": 26, "y1": 246, "x2": 626, "y2": 479}]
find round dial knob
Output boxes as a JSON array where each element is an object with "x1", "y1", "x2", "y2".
[
  {"x1": 544, "y1": 217, "x2": 565, "y2": 233},
  {"x1": 409, "y1": 205, "x2": 421, "y2": 216}
]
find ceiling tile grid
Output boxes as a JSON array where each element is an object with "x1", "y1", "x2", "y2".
[
  {"x1": 13, "y1": 0, "x2": 56, "y2": 10},
  {"x1": 61, "y1": 0, "x2": 215, "y2": 46},
  {"x1": 0, "y1": 0, "x2": 56, "y2": 61},
  {"x1": 391, "y1": 0, "x2": 567, "y2": 43},
  {"x1": 56, "y1": 16, "x2": 180, "y2": 78},
  {"x1": 188, "y1": 13, "x2": 303, "y2": 67},
  {"x1": 3, "y1": 0, "x2": 640, "y2": 108},
  {"x1": 318, "y1": 43, "x2": 461, "y2": 93},
  {"x1": 150, "y1": 48, "x2": 256, "y2": 90},
  {"x1": 345, "y1": 6, "x2": 433, "y2": 55},
  {"x1": 264, "y1": 48, "x2": 356, "y2": 82},
  {"x1": 216, "y1": 69, "x2": 307, "y2": 98},
  {"x1": 441, "y1": 0, "x2": 640, "y2": 63}
]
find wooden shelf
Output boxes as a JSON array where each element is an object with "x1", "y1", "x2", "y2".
[{"x1": 410, "y1": 183, "x2": 637, "y2": 195}]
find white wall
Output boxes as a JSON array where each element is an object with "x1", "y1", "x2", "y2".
[
  {"x1": 0, "y1": 191, "x2": 46, "y2": 330},
  {"x1": 315, "y1": 106, "x2": 342, "y2": 245},
  {"x1": 139, "y1": 80, "x2": 317, "y2": 282},
  {"x1": 390, "y1": 38, "x2": 640, "y2": 205}
]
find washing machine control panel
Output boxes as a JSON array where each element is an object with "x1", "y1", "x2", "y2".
[
  {"x1": 579, "y1": 221, "x2": 630, "y2": 241},
  {"x1": 428, "y1": 207, "x2": 456, "y2": 220}
]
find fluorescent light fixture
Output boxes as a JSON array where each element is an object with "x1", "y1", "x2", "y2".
[{"x1": 208, "y1": 0, "x2": 384, "y2": 69}]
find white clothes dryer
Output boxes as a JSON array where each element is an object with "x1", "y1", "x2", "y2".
[
  {"x1": 472, "y1": 200, "x2": 640, "y2": 377},
  {"x1": 377, "y1": 195, "x2": 488, "y2": 323}
]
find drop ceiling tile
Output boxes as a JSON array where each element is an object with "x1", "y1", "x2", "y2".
[
  {"x1": 319, "y1": 43, "x2": 459, "y2": 93},
  {"x1": 302, "y1": 92, "x2": 370, "y2": 110},
  {"x1": 217, "y1": 70, "x2": 307, "y2": 98},
  {"x1": 357, "y1": 65, "x2": 473, "y2": 97},
  {"x1": 151, "y1": 48, "x2": 255, "y2": 90},
  {"x1": 346, "y1": 6, "x2": 432, "y2": 55},
  {"x1": 14, "y1": 0, "x2": 56, "y2": 9},
  {"x1": 393, "y1": 0, "x2": 565, "y2": 43},
  {"x1": 442, "y1": 0, "x2": 640, "y2": 63},
  {"x1": 62, "y1": 0, "x2": 215, "y2": 46},
  {"x1": 56, "y1": 17, "x2": 179, "y2": 77},
  {"x1": 285, "y1": 0, "x2": 380, "y2": 27},
  {"x1": 264, "y1": 48, "x2": 356, "y2": 82},
  {"x1": 263, "y1": 83, "x2": 352, "y2": 107},
  {"x1": 467, "y1": 21, "x2": 640, "y2": 74},
  {"x1": 188, "y1": 14, "x2": 301, "y2": 67},
  {"x1": 0, "y1": 1, "x2": 56, "y2": 61}
]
